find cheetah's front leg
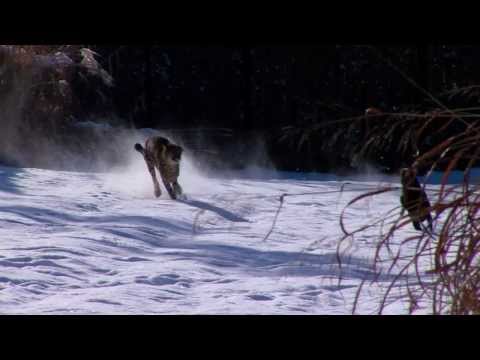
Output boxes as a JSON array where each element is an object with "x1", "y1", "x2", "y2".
[
  {"x1": 145, "y1": 159, "x2": 161, "y2": 198},
  {"x1": 172, "y1": 181, "x2": 183, "y2": 198},
  {"x1": 161, "y1": 177, "x2": 177, "y2": 200}
]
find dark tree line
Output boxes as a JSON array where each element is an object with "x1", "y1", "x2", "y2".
[
  {"x1": 84, "y1": 45, "x2": 480, "y2": 172},
  {"x1": 3, "y1": 45, "x2": 480, "y2": 172}
]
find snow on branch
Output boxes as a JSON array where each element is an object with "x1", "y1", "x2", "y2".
[
  {"x1": 79, "y1": 48, "x2": 114, "y2": 87},
  {"x1": 33, "y1": 52, "x2": 74, "y2": 68},
  {"x1": 0, "y1": 45, "x2": 114, "y2": 87}
]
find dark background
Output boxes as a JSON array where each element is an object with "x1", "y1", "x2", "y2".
[
  {"x1": 2, "y1": 44, "x2": 480, "y2": 173},
  {"x1": 97, "y1": 45, "x2": 467, "y2": 129},
  {"x1": 85, "y1": 45, "x2": 480, "y2": 172}
]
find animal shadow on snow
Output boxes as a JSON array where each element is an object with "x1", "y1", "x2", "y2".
[
  {"x1": 0, "y1": 204, "x2": 406, "y2": 286},
  {"x1": 177, "y1": 199, "x2": 248, "y2": 223}
]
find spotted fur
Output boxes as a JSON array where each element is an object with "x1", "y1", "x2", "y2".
[
  {"x1": 135, "y1": 136, "x2": 183, "y2": 200},
  {"x1": 400, "y1": 167, "x2": 433, "y2": 231}
]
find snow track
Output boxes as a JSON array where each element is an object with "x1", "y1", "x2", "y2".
[{"x1": 0, "y1": 162, "x2": 428, "y2": 314}]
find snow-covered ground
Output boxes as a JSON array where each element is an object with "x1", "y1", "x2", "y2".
[{"x1": 0, "y1": 150, "x2": 441, "y2": 314}]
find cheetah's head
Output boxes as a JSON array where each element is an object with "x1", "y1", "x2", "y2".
[
  {"x1": 165, "y1": 144, "x2": 183, "y2": 163},
  {"x1": 400, "y1": 167, "x2": 417, "y2": 186}
]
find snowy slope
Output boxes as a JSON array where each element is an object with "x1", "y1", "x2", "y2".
[{"x1": 0, "y1": 151, "x2": 437, "y2": 314}]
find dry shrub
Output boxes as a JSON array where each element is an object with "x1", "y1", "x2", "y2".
[{"x1": 339, "y1": 106, "x2": 480, "y2": 314}]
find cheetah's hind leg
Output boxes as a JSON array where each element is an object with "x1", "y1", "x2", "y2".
[
  {"x1": 161, "y1": 178, "x2": 177, "y2": 200},
  {"x1": 146, "y1": 158, "x2": 161, "y2": 198},
  {"x1": 173, "y1": 181, "x2": 185, "y2": 199},
  {"x1": 413, "y1": 221, "x2": 422, "y2": 231}
]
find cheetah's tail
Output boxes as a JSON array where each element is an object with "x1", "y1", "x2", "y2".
[{"x1": 134, "y1": 143, "x2": 145, "y2": 156}]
